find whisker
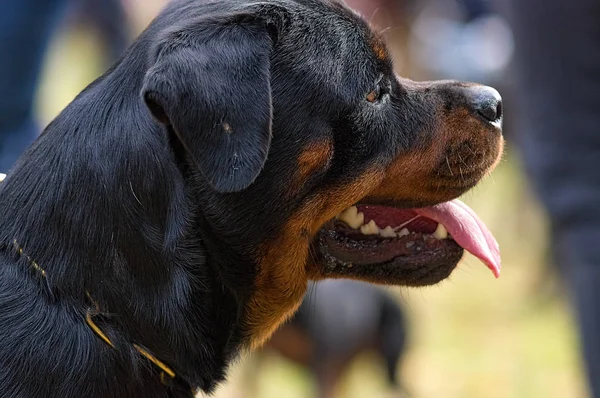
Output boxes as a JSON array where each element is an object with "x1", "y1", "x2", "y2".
[
  {"x1": 457, "y1": 154, "x2": 467, "y2": 184},
  {"x1": 445, "y1": 156, "x2": 454, "y2": 176},
  {"x1": 380, "y1": 26, "x2": 405, "y2": 35},
  {"x1": 369, "y1": 7, "x2": 380, "y2": 24}
]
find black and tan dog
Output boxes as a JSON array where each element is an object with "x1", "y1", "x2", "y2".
[{"x1": 0, "y1": 0, "x2": 503, "y2": 397}]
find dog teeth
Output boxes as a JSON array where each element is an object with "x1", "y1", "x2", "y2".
[
  {"x1": 0, "y1": 173, "x2": 5, "y2": 182},
  {"x1": 360, "y1": 220, "x2": 379, "y2": 235},
  {"x1": 337, "y1": 206, "x2": 364, "y2": 229},
  {"x1": 397, "y1": 228, "x2": 410, "y2": 238},
  {"x1": 379, "y1": 226, "x2": 396, "y2": 238},
  {"x1": 335, "y1": 207, "x2": 446, "y2": 241},
  {"x1": 433, "y1": 223, "x2": 448, "y2": 240}
]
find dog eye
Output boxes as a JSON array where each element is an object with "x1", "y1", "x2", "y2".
[{"x1": 366, "y1": 87, "x2": 382, "y2": 103}]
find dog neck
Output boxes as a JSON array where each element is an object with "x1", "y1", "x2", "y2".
[{"x1": 0, "y1": 69, "x2": 245, "y2": 393}]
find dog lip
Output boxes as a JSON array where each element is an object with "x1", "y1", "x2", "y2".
[
  {"x1": 313, "y1": 227, "x2": 464, "y2": 286},
  {"x1": 317, "y1": 225, "x2": 461, "y2": 265}
]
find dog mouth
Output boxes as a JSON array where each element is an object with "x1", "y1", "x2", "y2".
[{"x1": 314, "y1": 199, "x2": 500, "y2": 286}]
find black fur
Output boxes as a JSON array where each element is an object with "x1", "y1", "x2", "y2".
[{"x1": 0, "y1": 0, "x2": 502, "y2": 397}]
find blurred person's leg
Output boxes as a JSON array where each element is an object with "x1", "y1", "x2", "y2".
[
  {"x1": 0, "y1": 0, "x2": 67, "y2": 172},
  {"x1": 508, "y1": 0, "x2": 600, "y2": 395},
  {"x1": 458, "y1": 0, "x2": 492, "y2": 21}
]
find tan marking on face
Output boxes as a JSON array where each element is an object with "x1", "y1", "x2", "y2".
[
  {"x1": 365, "y1": 108, "x2": 504, "y2": 205},
  {"x1": 490, "y1": 138, "x2": 505, "y2": 171},
  {"x1": 291, "y1": 140, "x2": 333, "y2": 192},
  {"x1": 244, "y1": 169, "x2": 384, "y2": 349},
  {"x1": 371, "y1": 36, "x2": 388, "y2": 61},
  {"x1": 222, "y1": 122, "x2": 233, "y2": 134}
]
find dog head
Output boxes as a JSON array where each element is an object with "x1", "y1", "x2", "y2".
[{"x1": 141, "y1": 0, "x2": 504, "y2": 347}]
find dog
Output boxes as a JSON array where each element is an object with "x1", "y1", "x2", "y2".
[
  {"x1": 0, "y1": 0, "x2": 503, "y2": 396},
  {"x1": 264, "y1": 280, "x2": 407, "y2": 398}
]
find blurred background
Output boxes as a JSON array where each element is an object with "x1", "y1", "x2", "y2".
[{"x1": 1, "y1": 0, "x2": 596, "y2": 397}]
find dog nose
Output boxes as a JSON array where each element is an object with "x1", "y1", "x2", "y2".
[{"x1": 468, "y1": 86, "x2": 502, "y2": 123}]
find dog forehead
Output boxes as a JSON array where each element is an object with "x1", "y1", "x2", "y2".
[
  {"x1": 271, "y1": 1, "x2": 379, "y2": 90},
  {"x1": 155, "y1": 0, "x2": 382, "y2": 97}
]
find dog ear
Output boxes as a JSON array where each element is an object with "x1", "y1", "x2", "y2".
[{"x1": 142, "y1": 15, "x2": 277, "y2": 193}]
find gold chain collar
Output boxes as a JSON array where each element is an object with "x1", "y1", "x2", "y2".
[{"x1": 10, "y1": 240, "x2": 176, "y2": 382}]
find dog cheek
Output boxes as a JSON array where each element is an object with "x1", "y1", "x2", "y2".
[
  {"x1": 243, "y1": 169, "x2": 384, "y2": 348},
  {"x1": 288, "y1": 139, "x2": 333, "y2": 196}
]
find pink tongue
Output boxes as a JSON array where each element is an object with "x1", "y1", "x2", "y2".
[{"x1": 415, "y1": 199, "x2": 501, "y2": 278}]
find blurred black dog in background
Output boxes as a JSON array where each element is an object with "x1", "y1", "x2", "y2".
[{"x1": 265, "y1": 281, "x2": 407, "y2": 398}]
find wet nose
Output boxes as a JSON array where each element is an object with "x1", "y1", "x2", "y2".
[{"x1": 467, "y1": 86, "x2": 503, "y2": 123}]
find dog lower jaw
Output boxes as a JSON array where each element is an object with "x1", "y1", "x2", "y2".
[{"x1": 310, "y1": 228, "x2": 463, "y2": 286}]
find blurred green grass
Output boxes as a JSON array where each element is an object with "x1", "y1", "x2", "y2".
[{"x1": 37, "y1": 21, "x2": 589, "y2": 398}]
